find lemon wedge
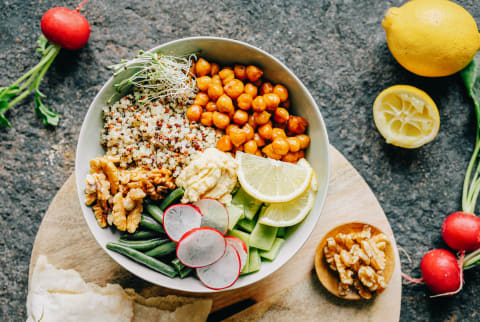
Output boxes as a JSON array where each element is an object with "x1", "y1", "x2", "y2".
[
  {"x1": 236, "y1": 152, "x2": 313, "y2": 203},
  {"x1": 297, "y1": 158, "x2": 318, "y2": 191},
  {"x1": 259, "y1": 189, "x2": 315, "y2": 227},
  {"x1": 373, "y1": 85, "x2": 440, "y2": 149}
]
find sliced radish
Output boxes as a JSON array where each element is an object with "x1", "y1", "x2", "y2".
[
  {"x1": 163, "y1": 204, "x2": 202, "y2": 242},
  {"x1": 194, "y1": 198, "x2": 229, "y2": 235},
  {"x1": 176, "y1": 227, "x2": 226, "y2": 268},
  {"x1": 225, "y1": 236, "x2": 248, "y2": 270},
  {"x1": 196, "y1": 244, "x2": 241, "y2": 290}
]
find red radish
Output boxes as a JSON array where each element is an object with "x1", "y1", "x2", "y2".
[
  {"x1": 194, "y1": 198, "x2": 229, "y2": 235},
  {"x1": 420, "y1": 249, "x2": 462, "y2": 296},
  {"x1": 225, "y1": 236, "x2": 248, "y2": 270},
  {"x1": 176, "y1": 227, "x2": 226, "y2": 268},
  {"x1": 163, "y1": 204, "x2": 202, "y2": 242},
  {"x1": 0, "y1": 0, "x2": 91, "y2": 127},
  {"x1": 442, "y1": 212, "x2": 480, "y2": 252},
  {"x1": 41, "y1": 0, "x2": 90, "y2": 50},
  {"x1": 196, "y1": 244, "x2": 241, "y2": 290}
]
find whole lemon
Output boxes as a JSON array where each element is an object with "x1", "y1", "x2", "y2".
[{"x1": 382, "y1": 0, "x2": 480, "y2": 77}]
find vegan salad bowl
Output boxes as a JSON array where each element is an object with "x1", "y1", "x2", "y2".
[{"x1": 75, "y1": 37, "x2": 330, "y2": 293}]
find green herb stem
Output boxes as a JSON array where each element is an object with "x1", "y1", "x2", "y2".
[{"x1": 0, "y1": 37, "x2": 61, "y2": 127}]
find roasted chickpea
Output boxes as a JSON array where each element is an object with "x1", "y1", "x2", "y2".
[
  {"x1": 272, "y1": 138, "x2": 290, "y2": 155},
  {"x1": 244, "y1": 83, "x2": 258, "y2": 98},
  {"x1": 253, "y1": 111, "x2": 271, "y2": 125},
  {"x1": 230, "y1": 128, "x2": 247, "y2": 147},
  {"x1": 233, "y1": 109, "x2": 249, "y2": 125},
  {"x1": 216, "y1": 94, "x2": 234, "y2": 114},
  {"x1": 298, "y1": 150, "x2": 305, "y2": 159},
  {"x1": 205, "y1": 101, "x2": 217, "y2": 112},
  {"x1": 287, "y1": 137, "x2": 301, "y2": 152},
  {"x1": 237, "y1": 93, "x2": 253, "y2": 110},
  {"x1": 296, "y1": 134, "x2": 310, "y2": 149},
  {"x1": 260, "y1": 82, "x2": 274, "y2": 95},
  {"x1": 288, "y1": 116, "x2": 308, "y2": 134},
  {"x1": 211, "y1": 63, "x2": 220, "y2": 76},
  {"x1": 195, "y1": 58, "x2": 211, "y2": 77},
  {"x1": 244, "y1": 140, "x2": 258, "y2": 154},
  {"x1": 196, "y1": 76, "x2": 211, "y2": 92},
  {"x1": 273, "y1": 84, "x2": 289, "y2": 102},
  {"x1": 211, "y1": 75, "x2": 222, "y2": 86},
  {"x1": 264, "y1": 93, "x2": 281, "y2": 111},
  {"x1": 246, "y1": 65, "x2": 263, "y2": 82},
  {"x1": 194, "y1": 92, "x2": 209, "y2": 107},
  {"x1": 219, "y1": 68, "x2": 235, "y2": 83},
  {"x1": 255, "y1": 150, "x2": 263, "y2": 157},
  {"x1": 226, "y1": 124, "x2": 240, "y2": 136},
  {"x1": 262, "y1": 144, "x2": 282, "y2": 160},
  {"x1": 253, "y1": 79, "x2": 263, "y2": 87},
  {"x1": 212, "y1": 111, "x2": 230, "y2": 129},
  {"x1": 248, "y1": 114, "x2": 257, "y2": 129},
  {"x1": 282, "y1": 99, "x2": 291, "y2": 109},
  {"x1": 274, "y1": 107, "x2": 289, "y2": 123},
  {"x1": 254, "y1": 133, "x2": 266, "y2": 147},
  {"x1": 282, "y1": 151, "x2": 299, "y2": 163},
  {"x1": 272, "y1": 128, "x2": 287, "y2": 141},
  {"x1": 208, "y1": 83, "x2": 224, "y2": 101},
  {"x1": 234, "y1": 65, "x2": 247, "y2": 81},
  {"x1": 186, "y1": 105, "x2": 203, "y2": 122},
  {"x1": 200, "y1": 111, "x2": 213, "y2": 126},
  {"x1": 252, "y1": 96, "x2": 266, "y2": 113},
  {"x1": 240, "y1": 123, "x2": 254, "y2": 141},
  {"x1": 224, "y1": 79, "x2": 244, "y2": 99},
  {"x1": 217, "y1": 135, "x2": 233, "y2": 152},
  {"x1": 258, "y1": 123, "x2": 273, "y2": 140}
]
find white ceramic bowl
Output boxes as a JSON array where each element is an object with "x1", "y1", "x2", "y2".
[{"x1": 75, "y1": 37, "x2": 330, "y2": 293}]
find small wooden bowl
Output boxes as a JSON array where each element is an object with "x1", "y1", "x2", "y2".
[{"x1": 314, "y1": 222, "x2": 396, "y2": 300}]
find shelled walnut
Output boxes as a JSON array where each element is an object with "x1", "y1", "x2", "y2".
[
  {"x1": 84, "y1": 156, "x2": 176, "y2": 233},
  {"x1": 323, "y1": 225, "x2": 390, "y2": 299}
]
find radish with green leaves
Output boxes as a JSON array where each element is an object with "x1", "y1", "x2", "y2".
[
  {"x1": 0, "y1": 0, "x2": 90, "y2": 127},
  {"x1": 404, "y1": 54, "x2": 480, "y2": 297}
]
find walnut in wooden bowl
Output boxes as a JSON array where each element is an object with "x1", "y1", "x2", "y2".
[{"x1": 314, "y1": 222, "x2": 395, "y2": 300}]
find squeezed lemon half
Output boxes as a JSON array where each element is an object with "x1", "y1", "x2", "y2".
[{"x1": 373, "y1": 85, "x2": 440, "y2": 149}]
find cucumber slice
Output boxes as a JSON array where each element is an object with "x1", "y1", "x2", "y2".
[
  {"x1": 247, "y1": 248, "x2": 261, "y2": 273},
  {"x1": 259, "y1": 238, "x2": 285, "y2": 261},
  {"x1": 232, "y1": 188, "x2": 263, "y2": 220},
  {"x1": 249, "y1": 222, "x2": 278, "y2": 251},
  {"x1": 226, "y1": 204, "x2": 245, "y2": 230},
  {"x1": 241, "y1": 248, "x2": 249, "y2": 274},
  {"x1": 277, "y1": 227, "x2": 286, "y2": 238},
  {"x1": 237, "y1": 217, "x2": 256, "y2": 233}
]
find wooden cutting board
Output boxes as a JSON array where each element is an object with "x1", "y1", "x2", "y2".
[{"x1": 29, "y1": 145, "x2": 402, "y2": 321}]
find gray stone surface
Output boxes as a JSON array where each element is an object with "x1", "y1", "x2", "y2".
[{"x1": 1, "y1": 0, "x2": 479, "y2": 320}]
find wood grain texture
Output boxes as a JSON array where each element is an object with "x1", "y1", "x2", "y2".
[{"x1": 29, "y1": 146, "x2": 401, "y2": 321}]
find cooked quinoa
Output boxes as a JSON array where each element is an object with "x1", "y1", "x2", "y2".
[{"x1": 101, "y1": 89, "x2": 221, "y2": 177}]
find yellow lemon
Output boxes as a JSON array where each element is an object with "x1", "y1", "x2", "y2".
[
  {"x1": 382, "y1": 0, "x2": 480, "y2": 77},
  {"x1": 373, "y1": 85, "x2": 440, "y2": 149}
]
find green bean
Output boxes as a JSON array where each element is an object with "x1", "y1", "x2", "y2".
[
  {"x1": 171, "y1": 258, "x2": 185, "y2": 272},
  {"x1": 145, "y1": 204, "x2": 164, "y2": 224},
  {"x1": 117, "y1": 238, "x2": 169, "y2": 251},
  {"x1": 145, "y1": 241, "x2": 177, "y2": 257},
  {"x1": 140, "y1": 214, "x2": 165, "y2": 233},
  {"x1": 106, "y1": 242, "x2": 177, "y2": 278},
  {"x1": 179, "y1": 266, "x2": 193, "y2": 279},
  {"x1": 121, "y1": 230, "x2": 157, "y2": 240},
  {"x1": 159, "y1": 188, "x2": 185, "y2": 211}
]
